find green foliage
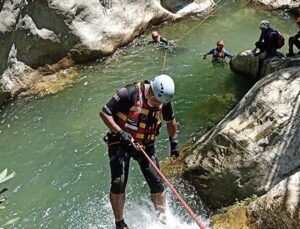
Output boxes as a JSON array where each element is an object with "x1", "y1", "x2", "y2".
[{"x1": 0, "y1": 169, "x2": 19, "y2": 228}]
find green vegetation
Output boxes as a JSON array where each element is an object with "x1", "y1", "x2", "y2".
[{"x1": 0, "y1": 169, "x2": 19, "y2": 228}]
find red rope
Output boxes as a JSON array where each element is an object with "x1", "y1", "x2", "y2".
[{"x1": 136, "y1": 144, "x2": 206, "y2": 229}]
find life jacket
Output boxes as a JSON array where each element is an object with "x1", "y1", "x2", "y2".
[
  {"x1": 276, "y1": 31, "x2": 285, "y2": 49},
  {"x1": 212, "y1": 48, "x2": 225, "y2": 61},
  {"x1": 116, "y1": 82, "x2": 162, "y2": 144}
]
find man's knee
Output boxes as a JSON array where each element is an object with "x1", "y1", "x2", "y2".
[{"x1": 110, "y1": 177, "x2": 126, "y2": 194}]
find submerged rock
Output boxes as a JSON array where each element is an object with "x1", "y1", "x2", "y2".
[{"x1": 182, "y1": 66, "x2": 300, "y2": 210}]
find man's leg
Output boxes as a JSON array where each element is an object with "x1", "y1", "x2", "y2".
[
  {"x1": 110, "y1": 193, "x2": 125, "y2": 222},
  {"x1": 138, "y1": 151, "x2": 166, "y2": 218},
  {"x1": 150, "y1": 192, "x2": 166, "y2": 219},
  {"x1": 294, "y1": 37, "x2": 300, "y2": 54},
  {"x1": 287, "y1": 36, "x2": 295, "y2": 56},
  {"x1": 108, "y1": 144, "x2": 130, "y2": 227}
]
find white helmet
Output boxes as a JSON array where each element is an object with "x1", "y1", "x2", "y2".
[
  {"x1": 150, "y1": 74, "x2": 175, "y2": 104},
  {"x1": 259, "y1": 20, "x2": 270, "y2": 29}
]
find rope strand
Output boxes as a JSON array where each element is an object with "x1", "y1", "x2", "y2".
[{"x1": 160, "y1": 0, "x2": 234, "y2": 72}]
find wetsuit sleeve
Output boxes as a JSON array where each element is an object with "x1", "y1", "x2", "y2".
[
  {"x1": 162, "y1": 102, "x2": 175, "y2": 121},
  {"x1": 206, "y1": 49, "x2": 215, "y2": 55},
  {"x1": 102, "y1": 87, "x2": 132, "y2": 116},
  {"x1": 160, "y1": 37, "x2": 169, "y2": 45},
  {"x1": 258, "y1": 31, "x2": 264, "y2": 43},
  {"x1": 147, "y1": 40, "x2": 155, "y2": 45},
  {"x1": 223, "y1": 49, "x2": 232, "y2": 57}
]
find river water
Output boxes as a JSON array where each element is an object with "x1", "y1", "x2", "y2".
[{"x1": 0, "y1": 1, "x2": 296, "y2": 228}]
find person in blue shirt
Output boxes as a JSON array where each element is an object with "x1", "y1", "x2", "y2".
[{"x1": 203, "y1": 40, "x2": 232, "y2": 62}]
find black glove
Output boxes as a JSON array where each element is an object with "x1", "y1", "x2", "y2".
[
  {"x1": 169, "y1": 137, "x2": 179, "y2": 157},
  {"x1": 117, "y1": 130, "x2": 132, "y2": 146},
  {"x1": 203, "y1": 55, "x2": 207, "y2": 60}
]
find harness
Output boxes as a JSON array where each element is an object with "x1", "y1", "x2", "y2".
[
  {"x1": 116, "y1": 82, "x2": 162, "y2": 144},
  {"x1": 212, "y1": 48, "x2": 225, "y2": 61}
]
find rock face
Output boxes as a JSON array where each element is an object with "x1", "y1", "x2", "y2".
[
  {"x1": 230, "y1": 50, "x2": 300, "y2": 80},
  {"x1": 182, "y1": 66, "x2": 300, "y2": 209},
  {"x1": 0, "y1": 0, "x2": 215, "y2": 105},
  {"x1": 247, "y1": 171, "x2": 300, "y2": 229},
  {"x1": 250, "y1": 0, "x2": 300, "y2": 9}
]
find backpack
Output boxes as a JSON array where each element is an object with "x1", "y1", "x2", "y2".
[{"x1": 277, "y1": 31, "x2": 285, "y2": 49}]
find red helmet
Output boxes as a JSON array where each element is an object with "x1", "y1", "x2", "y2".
[
  {"x1": 296, "y1": 17, "x2": 300, "y2": 25},
  {"x1": 216, "y1": 40, "x2": 224, "y2": 46},
  {"x1": 152, "y1": 31, "x2": 159, "y2": 41}
]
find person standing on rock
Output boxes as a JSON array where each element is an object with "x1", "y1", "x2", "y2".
[
  {"x1": 100, "y1": 74, "x2": 179, "y2": 229},
  {"x1": 286, "y1": 17, "x2": 300, "y2": 57}
]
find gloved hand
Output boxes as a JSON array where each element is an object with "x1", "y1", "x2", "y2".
[
  {"x1": 169, "y1": 137, "x2": 179, "y2": 157},
  {"x1": 203, "y1": 55, "x2": 207, "y2": 60},
  {"x1": 117, "y1": 130, "x2": 133, "y2": 146}
]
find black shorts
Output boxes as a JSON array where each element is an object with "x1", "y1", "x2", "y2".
[{"x1": 106, "y1": 133, "x2": 164, "y2": 194}]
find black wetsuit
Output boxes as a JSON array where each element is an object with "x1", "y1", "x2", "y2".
[{"x1": 288, "y1": 30, "x2": 300, "y2": 55}]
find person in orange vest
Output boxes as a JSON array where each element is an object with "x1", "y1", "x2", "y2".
[
  {"x1": 287, "y1": 17, "x2": 300, "y2": 57},
  {"x1": 203, "y1": 40, "x2": 233, "y2": 62},
  {"x1": 100, "y1": 74, "x2": 179, "y2": 229}
]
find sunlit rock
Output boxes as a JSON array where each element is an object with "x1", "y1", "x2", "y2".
[
  {"x1": 182, "y1": 66, "x2": 300, "y2": 209},
  {"x1": 0, "y1": 0, "x2": 214, "y2": 106},
  {"x1": 230, "y1": 50, "x2": 300, "y2": 80},
  {"x1": 250, "y1": 0, "x2": 300, "y2": 9},
  {"x1": 246, "y1": 170, "x2": 300, "y2": 228}
]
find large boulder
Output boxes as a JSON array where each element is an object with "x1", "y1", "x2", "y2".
[
  {"x1": 182, "y1": 66, "x2": 300, "y2": 209},
  {"x1": 250, "y1": 0, "x2": 300, "y2": 9},
  {"x1": 0, "y1": 0, "x2": 215, "y2": 105},
  {"x1": 246, "y1": 170, "x2": 300, "y2": 229},
  {"x1": 230, "y1": 50, "x2": 300, "y2": 80},
  {"x1": 209, "y1": 170, "x2": 300, "y2": 228}
]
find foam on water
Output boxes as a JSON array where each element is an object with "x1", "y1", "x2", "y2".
[{"x1": 96, "y1": 190, "x2": 209, "y2": 229}]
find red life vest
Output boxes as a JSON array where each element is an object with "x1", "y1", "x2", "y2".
[{"x1": 116, "y1": 82, "x2": 162, "y2": 144}]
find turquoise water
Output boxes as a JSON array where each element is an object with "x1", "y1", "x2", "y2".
[{"x1": 0, "y1": 1, "x2": 296, "y2": 228}]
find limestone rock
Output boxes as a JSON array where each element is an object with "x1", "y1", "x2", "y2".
[
  {"x1": 182, "y1": 67, "x2": 300, "y2": 209},
  {"x1": 247, "y1": 170, "x2": 300, "y2": 228},
  {"x1": 250, "y1": 0, "x2": 300, "y2": 9},
  {"x1": 0, "y1": 0, "x2": 214, "y2": 106},
  {"x1": 230, "y1": 50, "x2": 300, "y2": 80}
]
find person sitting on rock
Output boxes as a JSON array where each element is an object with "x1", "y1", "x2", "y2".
[
  {"x1": 148, "y1": 31, "x2": 175, "y2": 48},
  {"x1": 252, "y1": 20, "x2": 280, "y2": 59},
  {"x1": 286, "y1": 17, "x2": 300, "y2": 57},
  {"x1": 203, "y1": 40, "x2": 233, "y2": 63}
]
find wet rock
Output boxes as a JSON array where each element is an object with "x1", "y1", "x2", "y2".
[
  {"x1": 246, "y1": 170, "x2": 300, "y2": 229},
  {"x1": 0, "y1": 0, "x2": 214, "y2": 106},
  {"x1": 182, "y1": 67, "x2": 300, "y2": 210},
  {"x1": 250, "y1": 0, "x2": 300, "y2": 9},
  {"x1": 230, "y1": 50, "x2": 300, "y2": 80}
]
